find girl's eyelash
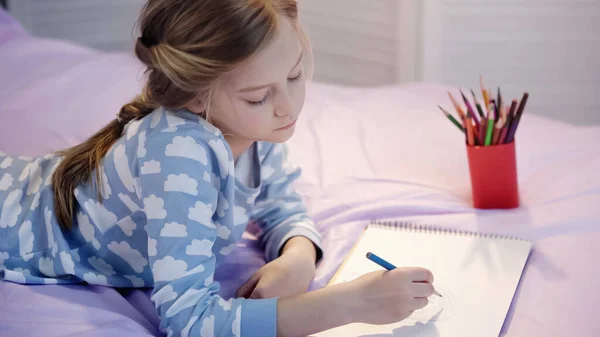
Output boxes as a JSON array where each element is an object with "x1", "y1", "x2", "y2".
[
  {"x1": 248, "y1": 92, "x2": 269, "y2": 106},
  {"x1": 247, "y1": 72, "x2": 302, "y2": 106},
  {"x1": 288, "y1": 71, "x2": 302, "y2": 81}
]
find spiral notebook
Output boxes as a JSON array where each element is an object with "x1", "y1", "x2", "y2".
[{"x1": 312, "y1": 221, "x2": 532, "y2": 337}]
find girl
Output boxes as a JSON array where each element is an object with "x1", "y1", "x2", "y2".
[{"x1": 0, "y1": 0, "x2": 435, "y2": 336}]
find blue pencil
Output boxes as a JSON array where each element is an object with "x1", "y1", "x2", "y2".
[{"x1": 366, "y1": 252, "x2": 442, "y2": 297}]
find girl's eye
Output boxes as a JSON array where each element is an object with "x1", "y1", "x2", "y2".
[
  {"x1": 288, "y1": 71, "x2": 302, "y2": 82},
  {"x1": 248, "y1": 92, "x2": 270, "y2": 106}
]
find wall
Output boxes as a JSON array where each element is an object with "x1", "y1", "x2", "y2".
[
  {"x1": 6, "y1": 0, "x2": 600, "y2": 124},
  {"x1": 421, "y1": 0, "x2": 600, "y2": 125},
  {"x1": 7, "y1": 0, "x2": 145, "y2": 51}
]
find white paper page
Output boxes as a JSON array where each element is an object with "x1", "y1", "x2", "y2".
[{"x1": 311, "y1": 225, "x2": 532, "y2": 337}]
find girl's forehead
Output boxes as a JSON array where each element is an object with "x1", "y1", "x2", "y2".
[{"x1": 223, "y1": 17, "x2": 302, "y2": 89}]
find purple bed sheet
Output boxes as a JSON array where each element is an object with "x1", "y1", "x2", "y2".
[{"x1": 1, "y1": 7, "x2": 600, "y2": 337}]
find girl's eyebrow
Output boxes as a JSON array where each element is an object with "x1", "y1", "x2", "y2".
[{"x1": 237, "y1": 51, "x2": 303, "y2": 93}]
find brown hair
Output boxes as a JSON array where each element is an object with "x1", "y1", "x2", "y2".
[{"x1": 52, "y1": 0, "x2": 311, "y2": 230}]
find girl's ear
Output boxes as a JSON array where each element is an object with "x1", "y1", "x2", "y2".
[{"x1": 185, "y1": 96, "x2": 207, "y2": 115}]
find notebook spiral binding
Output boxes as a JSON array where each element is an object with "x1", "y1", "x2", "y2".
[{"x1": 370, "y1": 220, "x2": 528, "y2": 242}]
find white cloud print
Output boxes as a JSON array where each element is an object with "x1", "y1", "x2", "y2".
[
  {"x1": 18, "y1": 220, "x2": 34, "y2": 257},
  {"x1": 232, "y1": 306, "x2": 241, "y2": 336},
  {"x1": 166, "y1": 288, "x2": 209, "y2": 318},
  {"x1": 100, "y1": 170, "x2": 111, "y2": 199},
  {"x1": 216, "y1": 222, "x2": 231, "y2": 239},
  {"x1": 0, "y1": 157, "x2": 13, "y2": 169},
  {"x1": 151, "y1": 284, "x2": 178, "y2": 307},
  {"x1": 137, "y1": 130, "x2": 147, "y2": 157},
  {"x1": 165, "y1": 136, "x2": 207, "y2": 164},
  {"x1": 83, "y1": 200, "x2": 117, "y2": 233},
  {"x1": 148, "y1": 238, "x2": 157, "y2": 256},
  {"x1": 88, "y1": 256, "x2": 116, "y2": 275},
  {"x1": 164, "y1": 174, "x2": 198, "y2": 196},
  {"x1": 200, "y1": 315, "x2": 215, "y2": 337},
  {"x1": 141, "y1": 160, "x2": 161, "y2": 174},
  {"x1": 1, "y1": 189, "x2": 22, "y2": 228},
  {"x1": 39, "y1": 257, "x2": 56, "y2": 277},
  {"x1": 107, "y1": 241, "x2": 148, "y2": 273},
  {"x1": 30, "y1": 193, "x2": 40, "y2": 210},
  {"x1": 185, "y1": 239, "x2": 212, "y2": 257},
  {"x1": 181, "y1": 316, "x2": 198, "y2": 337},
  {"x1": 18, "y1": 162, "x2": 32, "y2": 181},
  {"x1": 0, "y1": 173, "x2": 13, "y2": 191},
  {"x1": 152, "y1": 256, "x2": 188, "y2": 282},
  {"x1": 83, "y1": 272, "x2": 108, "y2": 286},
  {"x1": 208, "y1": 138, "x2": 232, "y2": 178},
  {"x1": 44, "y1": 162, "x2": 60, "y2": 186},
  {"x1": 216, "y1": 193, "x2": 229, "y2": 217},
  {"x1": 219, "y1": 244, "x2": 236, "y2": 256},
  {"x1": 218, "y1": 298, "x2": 232, "y2": 311},
  {"x1": 143, "y1": 194, "x2": 167, "y2": 219},
  {"x1": 160, "y1": 222, "x2": 188, "y2": 237},
  {"x1": 126, "y1": 119, "x2": 142, "y2": 140},
  {"x1": 118, "y1": 193, "x2": 140, "y2": 212},
  {"x1": 117, "y1": 217, "x2": 137, "y2": 236},
  {"x1": 189, "y1": 201, "x2": 215, "y2": 228},
  {"x1": 77, "y1": 212, "x2": 101, "y2": 250},
  {"x1": 113, "y1": 145, "x2": 135, "y2": 193},
  {"x1": 60, "y1": 251, "x2": 75, "y2": 275}
]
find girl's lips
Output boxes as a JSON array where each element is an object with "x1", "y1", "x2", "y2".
[{"x1": 276, "y1": 120, "x2": 297, "y2": 130}]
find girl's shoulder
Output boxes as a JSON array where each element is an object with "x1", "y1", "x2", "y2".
[
  {"x1": 119, "y1": 107, "x2": 234, "y2": 179},
  {"x1": 135, "y1": 107, "x2": 223, "y2": 143}
]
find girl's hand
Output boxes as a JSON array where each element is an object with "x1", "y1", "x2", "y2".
[
  {"x1": 349, "y1": 267, "x2": 435, "y2": 325},
  {"x1": 236, "y1": 237, "x2": 317, "y2": 299}
]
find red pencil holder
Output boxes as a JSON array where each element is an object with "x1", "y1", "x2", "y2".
[{"x1": 466, "y1": 140, "x2": 520, "y2": 209}]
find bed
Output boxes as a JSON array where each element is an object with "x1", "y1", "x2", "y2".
[{"x1": 1, "y1": 8, "x2": 599, "y2": 337}]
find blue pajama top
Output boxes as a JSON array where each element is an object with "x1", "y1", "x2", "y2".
[{"x1": 0, "y1": 107, "x2": 323, "y2": 337}]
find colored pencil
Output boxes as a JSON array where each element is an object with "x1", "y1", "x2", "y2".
[
  {"x1": 461, "y1": 90, "x2": 480, "y2": 129},
  {"x1": 447, "y1": 92, "x2": 467, "y2": 122},
  {"x1": 485, "y1": 109, "x2": 495, "y2": 146},
  {"x1": 505, "y1": 92, "x2": 529, "y2": 143},
  {"x1": 493, "y1": 104, "x2": 507, "y2": 145},
  {"x1": 496, "y1": 88, "x2": 503, "y2": 121},
  {"x1": 480, "y1": 75, "x2": 490, "y2": 114},
  {"x1": 365, "y1": 252, "x2": 396, "y2": 270},
  {"x1": 492, "y1": 119, "x2": 504, "y2": 145},
  {"x1": 438, "y1": 105, "x2": 465, "y2": 133},
  {"x1": 470, "y1": 89, "x2": 486, "y2": 119},
  {"x1": 439, "y1": 78, "x2": 528, "y2": 148},
  {"x1": 479, "y1": 117, "x2": 486, "y2": 144},
  {"x1": 366, "y1": 252, "x2": 442, "y2": 298},
  {"x1": 499, "y1": 99, "x2": 518, "y2": 144},
  {"x1": 448, "y1": 92, "x2": 476, "y2": 143},
  {"x1": 466, "y1": 113, "x2": 475, "y2": 146},
  {"x1": 472, "y1": 123, "x2": 481, "y2": 145},
  {"x1": 499, "y1": 100, "x2": 507, "y2": 123}
]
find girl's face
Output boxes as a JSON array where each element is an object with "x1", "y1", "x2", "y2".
[{"x1": 190, "y1": 16, "x2": 306, "y2": 146}]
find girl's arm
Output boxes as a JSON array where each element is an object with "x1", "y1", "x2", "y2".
[
  {"x1": 137, "y1": 126, "x2": 277, "y2": 336},
  {"x1": 135, "y1": 121, "x2": 432, "y2": 336},
  {"x1": 251, "y1": 142, "x2": 323, "y2": 263},
  {"x1": 277, "y1": 267, "x2": 437, "y2": 337},
  {"x1": 277, "y1": 281, "x2": 356, "y2": 337}
]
